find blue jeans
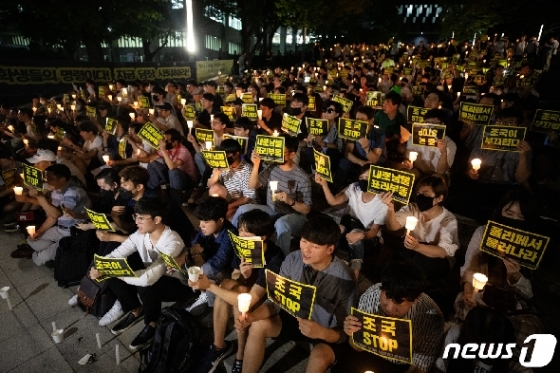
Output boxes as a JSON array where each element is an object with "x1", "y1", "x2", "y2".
[{"x1": 232, "y1": 204, "x2": 307, "y2": 255}]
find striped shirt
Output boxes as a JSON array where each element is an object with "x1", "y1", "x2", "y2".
[
  {"x1": 259, "y1": 164, "x2": 312, "y2": 215},
  {"x1": 358, "y1": 284, "x2": 444, "y2": 371},
  {"x1": 219, "y1": 160, "x2": 258, "y2": 203}
]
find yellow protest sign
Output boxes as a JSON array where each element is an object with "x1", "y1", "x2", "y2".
[
  {"x1": 531, "y1": 109, "x2": 560, "y2": 133},
  {"x1": 228, "y1": 231, "x2": 265, "y2": 268},
  {"x1": 220, "y1": 106, "x2": 236, "y2": 121},
  {"x1": 86, "y1": 105, "x2": 97, "y2": 119},
  {"x1": 481, "y1": 125, "x2": 526, "y2": 152},
  {"x1": 85, "y1": 208, "x2": 115, "y2": 232},
  {"x1": 411, "y1": 123, "x2": 446, "y2": 147},
  {"x1": 412, "y1": 86, "x2": 424, "y2": 96},
  {"x1": 255, "y1": 135, "x2": 285, "y2": 163},
  {"x1": 367, "y1": 165, "x2": 414, "y2": 204},
  {"x1": 479, "y1": 221, "x2": 550, "y2": 270},
  {"x1": 98, "y1": 86, "x2": 106, "y2": 99},
  {"x1": 281, "y1": 114, "x2": 301, "y2": 136},
  {"x1": 1, "y1": 168, "x2": 17, "y2": 187},
  {"x1": 182, "y1": 105, "x2": 196, "y2": 121},
  {"x1": 94, "y1": 254, "x2": 137, "y2": 282},
  {"x1": 23, "y1": 163, "x2": 43, "y2": 191},
  {"x1": 241, "y1": 93, "x2": 254, "y2": 104},
  {"x1": 55, "y1": 126, "x2": 64, "y2": 140},
  {"x1": 157, "y1": 250, "x2": 187, "y2": 275},
  {"x1": 202, "y1": 150, "x2": 229, "y2": 168},
  {"x1": 459, "y1": 102, "x2": 494, "y2": 126},
  {"x1": 268, "y1": 93, "x2": 287, "y2": 107},
  {"x1": 137, "y1": 122, "x2": 164, "y2": 150},
  {"x1": 223, "y1": 134, "x2": 249, "y2": 154},
  {"x1": 118, "y1": 138, "x2": 127, "y2": 159},
  {"x1": 306, "y1": 118, "x2": 328, "y2": 136},
  {"x1": 241, "y1": 104, "x2": 258, "y2": 122},
  {"x1": 333, "y1": 95, "x2": 353, "y2": 113},
  {"x1": 308, "y1": 95, "x2": 316, "y2": 111},
  {"x1": 138, "y1": 95, "x2": 151, "y2": 109},
  {"x1": 313, "y1": 149, "x2": 333, "y2": 183},
  {"x1": 338, "y1": 118, "x2": 368, "y2": 141},
  {"x1": 195, "y1": 129, "x2": 215, "y2": 145},
  {"x1": 265, "y1": 269, "x2": 317, "y2": 319},
  {"x1": 366, "y1": 91, "x2": 383, "y2": 108},
  {"x1": 406, "y1": 106, "x2": 430, "y2": 123},
  {"x1": 105, "y1": 117, "x2": 118, "y2": 135}
]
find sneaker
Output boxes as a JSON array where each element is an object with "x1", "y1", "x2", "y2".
[
  {"x1": 231, "y1": 358, "x2": 243, "y2": 373},
  {"x1": 4, "y1": 222, "x2": 18, "y2": 233},
  {"x1": 187, "y1": 186, "x2": 206, "y2": 204},
  {"x1": 68, "y1": 294, "x2": 79, "y2": 307},
  {"x1": 129, "y1": 324, "x2": 155, "y2": 351},
  {"x1": 10, "y1": 244, "x2": 34, "y2": 259},
  {"x1": 111, "y1": 310, "x2": 144, "y2": 335},
  {"x1": 99, "y1": 301, "x2": 124, "y2": 326},
  {"x1": 196, "y1": 341, "x2": 233, "y2": 373},
  {"x1": 185, "y1": 292, "x2": 208, "y2": 316}
]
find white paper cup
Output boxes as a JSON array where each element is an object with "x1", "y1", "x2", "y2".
[
  {"x1": 51, "y1": 329, "x2": 64, "y2": 343},
  {"x1": 405, "y1": 216, "x2": 418, "y2": 232},
  {"x1": 0, "y1": 286, "x2": 9, "y2": 299},
  {"x1": 237, "y1": 293, "x2": 252, "y2": 314},
  {"x1": 188, "y1": 266, "x2": 201, "y2": 282},
  {"x1": 409, "y1": 151, "x2": 418, "y2": 162},
  {"x1": 13, "y1": 187, "x2": 23, "y2": 196},
  {"x1": 472, "y1": 273, "x2": 488, "y2": 291},
  {"x1": 26, "y1": 226, "x2": 36, "y2": 236}
]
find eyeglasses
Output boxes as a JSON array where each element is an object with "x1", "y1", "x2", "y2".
[
  {"x1": 323, "y1": 108, "x2": 335, "y2": 114},
  {"x1": 132, "y1": 214, "x2": 152, "y2": 222}
]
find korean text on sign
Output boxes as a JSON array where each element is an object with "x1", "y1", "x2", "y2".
[
  {"x1": 367, "y1": 165, "x2": 415, "y2": 204},
  {"x1": 105, "y1": 118, "x2": 118, "y2": 135},
  {"x1": 2, "y1": 168, "x2": 16, "y2": 187},
  {"x1": 85, "y1": 208, "x2": 115, "y2": 232},
  {"x1": 23, "y1": 163, "x2": 43, "y2": 191},
  {"x1": 195, "y1": 129, "x2": 215, "y2": 145},
  {"x1": 333, "y1": 95, "x2": 353, "y2": 113},
  {"x1": 351, "y1": 307, "x2": 413, "y2": 364},
  {"x1": 406, "y1": 106, "x2": 430, "y2": 123},
  {"x1": 158, "y1": 251, "x2": 187, "y2": 275},
  {"x1": 531, "y1": 109, "x2": 560, "y2": 134},
  {"x1": 479, "y1": 220, "x2": 550, "y2": 270},
  {"x1": 306, "y1": 118, "x2": 328, "y2": 136},
  {"x1": 221, "y1": 106, "x2": 236, "y2": 121},
  {"x1": 308, "y1": 95, "x2": 316, "y2": 111},
  {"x1": 223, "y1": 134, "x2": 248, "y2": 154},
  {"x1": 255, "y1": 135, "x2": 285, "y2": 163},
  {"x1": 241, "y1": 104, "x2": 258, "y2": 121},
  {"x1": 93, "y1": 254, "x2": 137, "y2": 281},
  {"x1": 460, "y1": 102, "x2": 494, "y2": 126},
  {"x1": 182, "y1": 105, "x2": 196, "y2": 120},
  {"x1": 268, "y1": 93, "x2": 286, "y2": 107},
  {"x1": 314, "y1": 149, "x2": 333, "y2": 183},
  {"x1": 265, "y1": 270, "x2": 317, "y2": 319},
  {"x1": 281, "y1": 114, "x2": 301, "y2": 136},
  {"x1": 241, "y1": 93, "x2": 254, "y2": 104},
  {"x1": 366, "y1": 91, "x2": 383, "y2": 108},
  {"x1": 338, "y1": 118, "x2": 368, "y2": 141},
  {"x1": 201, "y1": 151, "x2": 229, "y2": 169},
  {"x1": 137, "y1": 122, "x2": 164, "y2": 150},
  {"x1": 481, "y1": 125, "x2": 526, "y2": 152},
  {"x1": 228, "y1": 231, "x2": 265, "y2": 268},
  {"x1": 412, "y1": 123, "x2": 446, "y2": 147}
]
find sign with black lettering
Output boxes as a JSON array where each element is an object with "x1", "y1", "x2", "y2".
[
  {"x1": 241, "y1": 104, "x2": 258, "y2": 122},
  {"x1": 479, "y1": 221, "x2": 550, "y2": 270},
  {"x1": 281, "y1": 114, "x2": 301, "y2": 136},
  {"x1": 158, "y1": 250, "x2": 187, "y2": 275},
  {"x1": 201, "y1": 150, "x2": 229, "y2": 168},
  {"x1": 412, "y1": 123, "x2": 446, "y2": 147},
  {"x1": 333, "y1": 95, "x2": 353, "y2": 113},
  {"x1": 223, "y1": 134, "x2": 248, "y2": 154},
  {"x1": 406, "y1": 106, "x2": 429, "y2": 123},
  {"x1": 182, "y1": 104, "x2": 196, "y2": 121},
  {"x1": 220, "y1": 106, "x2": 235, "y2": 121},
  {"x1": 366, "y1": 91, "x2": 383, "y2": 108},
  {"x1": 23, "y1": 163, "x2": 43, "y2": 191},
  {"x1": 137, "y1": 122, "x2": 164, "y2": 150},
  {"x1": 1, "y1": 168, "x2": 17, "y2": 187},
  {"x1": 531, "y1": 109, "x2": 560, "y2": 134},
  {"x1": 481, "y1": 125, "x2": 526, "y2": 151},
  {"x1": 462, "y1": 86, "x2": 479, "y2": 94},
  {"x1": 306, "y1": 118, "x2": 328, "y2": 136},
  {"x1": 86, "y1": 105, "x2": 97, "y2": 119},
  {"x1": 85, "y1": 208, "x2": 115, "y2": 232},
  {"x1": 94, "y1": 254, "x2": 137, "y2": 282},
  {"x1": 105, "y1": 117, "x2": 118, "y2": 135},
  {"x1": 459, "y1": 102, "x2": 494, "y2": 126},
  {"x1": 313, "y1": 149, "x2": 333, "y2": 183},
  {"x1": 493, "y1": 76, "x2": 508, "y2": 87},
  {"x1": 338, "y1": 118, "x2": 368, "y2": 141},
  {"x1": 265, "y1": 270, "x2": 317, "y2": 319},
  {"x1": 98, "y1": 86, "x2": 106, "y2": 99},
  {"x1": 412, "y1": 86, "x2": 424, "y2": 96},
  {"x1": 195, "y1": 128, "x2": 215, "y2": 145},
  {"x1": 138, "y1": 95, "x2": 151, "y2": 109},
  {"x1": 255, "y1": 135, "x2": 285, "y2": 163},
  {"x1": 228, "y1": 231, "x2": 265, "y2": 268},
  {"x1": 307, "y1": 95, "x2": 316, "y2": 111},
  {"x1": 367, "y1": 165, "x2": 414, "y2": 204},
  {"x1": 241, "y1": 93, "x2": 253, "y2": 104},
  {"x1": 351, "y1": 307, "x2": 413, "y2": 364},
  {"x1": 118, "y1": 138, "x2": 127, "y2": 159},
  {"x1": 268, "y1": 93, "x2": 286, "y2": 107}
]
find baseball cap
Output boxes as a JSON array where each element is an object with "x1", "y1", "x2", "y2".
[{"x1": 26, "y1": 149, "x2": 57, "y2": 164}]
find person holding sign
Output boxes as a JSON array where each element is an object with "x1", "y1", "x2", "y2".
[
  {"x1": 256, "y1": 97, "x2": 283, "y2": 135},
  {"x1": 341, "y1": 261, "x2": 444, "y2": 373},
  {"x1": 381, "y1": 175, "x2": 459, "y2": 281},
  {"x1": 151, "y1": 102, "x2": 183, "y2": 135},
  {"x1": 62, "y1": 121, "x2": 103, "y2": 175},
  {"x1": 188, "y1": 210, "x2": 285, "y2": 373},
  {"x1": 236, "y1": 215, "x2": 357, "y2": 373},
  {"x1": 101, "y1": 116, "x2": 133, "y2": 162},
  {"x1": 304, "y1": 101, "x2": 344, "y2": 172},
  {"x1": 233, "y1": 117, "x2": 256, "y2": 161}
]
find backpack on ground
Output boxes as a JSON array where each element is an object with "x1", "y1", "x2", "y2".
[
  {"x1": 77, "y1": 275, "x2": 117, "y2": 317},
  {"x1": 141, "y1": 307, "x2": 201, "y2": 373},
  {"x1": 54, "y1": 229, "x2": 99, "y2": 288}
]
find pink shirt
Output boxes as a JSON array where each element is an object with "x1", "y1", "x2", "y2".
[{"x1": 157, "y1": 145, "x2": 198, "y2": 182}]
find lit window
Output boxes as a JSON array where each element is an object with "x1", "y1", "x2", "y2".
[
  {"x1": 205, "y1": 35, "x2": 222, "y2": 51},
  {"x1": 171, "y1": 0, "x2": 184, "y2": 9}
]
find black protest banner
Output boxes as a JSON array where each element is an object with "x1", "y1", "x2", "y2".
[
  {"x1": 202, "y1": 150, "x2": 229, "y2": 168},
  {"x1": 138, "y1": 95, "x2": 151, "y2": 109},
  {"x1": 281, "y1": 114, "x2": 302, "y2": 136},
  {"x1": 265, "y1": 270, "x2": 317, "y2": 319},
  {"x1": 459, "y1": 102, "x2": 494, "y2": 126},
  {"x1": 308, "y1": 95, "x2": 317, "y2": 111},
  {"x1": 182, "y1": 105, "x2": 196, "y2": 120},
  {"x1": 481, "y1": 125, "x2": 526, "y2": 152},
  {"x1": 195, "y1": 129, "x2": 215, "y2": 146},
  {"x1": 105, "y1": 117, "x2": 118, "y2": 135},
  {"x1": 94, "y1": 254, "x2": 137, "y2": 282},
  {"x1": 479, "y1": 221, "x2": 549, "y2": 270},
  {"x1": 351, "y1": 307, "x2": 413, "y2": 364},
  {"x1": 85, "y1": 208, "x2": 115, "y2": 232},
  {"x1": 366, "y1": 91, "x2": 383, "y2": 108},
  {"x1": 314, "y1": 149, "x2": 333, "y2": 183},
  {"x1": 228, "y1": 231, "x2": 265, "y2": 268},
  {"x1": 367, "y1": 165, "x2": 414, "y2": 204},
  {"x1": 223, "y1": 134, "x2": 249, "y2": 154},
  {"x1": 23, "y1": 163, "x2": 43, "y2": 191},
  {"x1": 306, "y1": 118, "x2": 329, "y2": 136},
  {"x1": 269, "y1": 93, "x2": 287, "y2": 107},
  {"x1": 2, "y1": 168, "x2": 17, "y2": 187},
  {"x1": 220, "y1": 106, "x2": 236, "y2": 121},
  {"x1": 137, "y1": 122, "x2": 164, "y2": 150},
  {"x1": 333, "y1": 95, "x2": 354, "y2": 113},
  {"x1": 242, "y1": 104, "x2": 258, "y2": 122},
  {"x1": 338, "y1": 118, "x2": 368, "y2": 141},
  {"x1": 531, "y1": 109, "x2": 560, "y2": 134},
  {"x1": 255, "y1": 135, "x2": 285, "y2": 163},
  {"x1": 158, "y1": 251, "x2": 187, "y2": 275},
  {"x1": 412, "y1": 123, "x2": 446, "y2": 147},
  {"x1": 406, "y1": 106, "x2": 430, "y2": 124}
]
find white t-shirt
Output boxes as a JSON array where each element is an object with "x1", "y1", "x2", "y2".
[
  {"x1": 407, "y1": 136, "x2": 457, "y2": 173},
  {"x1": 85, "y1": 136, "x2": 103, "y2": 152},
  {"x1": 343, "y1": 183, "x2": 388, "y2": 230}
]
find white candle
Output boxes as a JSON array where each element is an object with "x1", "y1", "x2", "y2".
[
  {"x1": 187, "y1": 121, "x2": 194, "y2": 129},
  {"x1": 102, "y1": 155, "x2": 110, "y2": 164},
  {"x1": 408, "y1": 151, "x2": 418, "y2": 162},
  {"x1": 472, "y1": 272, "x2": 488, "y2": 292},
  {"x1": 187, "y1": 266, "x2": 201, "y2": 282},
  {"x1": 210, "y1": 114, "x2": 214, "y2": 122},
  {"x1": 471, "y1": 158, "x2": 482, "y2": 171},
  {"x1": 149, "y1": 108, "x2": 155, "y2": 115},
  {"x1": 52, "y1": 321, "x2": 57, "y2": 332},
  {"x1": 23, "y1": 139, "x2": 29, "y2": 146},
  {"x1": 58, "y1": 146, "x2": 62, "y2": 151},
  {"x1": 129, "y1": 113, "x2": 135, "y2": 121},
  {"x1": 205, "y1": 141, "x2": 212, "y2": 150},
  {"x1": 117, "y1": 97, "x2": 122, "y2": 103},
  {"x1": 72, "y1": 94, "x2": 76, "y2": 99},
  {"x1": 257, "y1": 109, "x2": 262, "y2": 120},
  {"x1": 26, "y1": 226, "x2": 36, "y2": 236},
  {"x1": 57, "y1": 104, "x2": 63, "y2": 111},
  {"x1": 272, "y1": 130, "x2": 279, "y2": 136},
  {"x1": 133, "y1": 101, "x2": 139, "y2": 108},
  {"x1": 8, "y1": 125, "x2": 14, "y2": 132},
  {"x1": 32, "y1": 107, "x2": 37, "y2": 113},
  {"x1": 70, "y1": 104, "x2": 76, "y2": 111},
  {"x1": 48, "y1": 134, "x2": 55, "y2": 139},
  {"x1": 14, "y1": 187, "x2": 23, "y2": 196},
  {"x1": 96, "y1": 333, "x2": 102, "y2": 349},
  {"x1": 181, "y1": 98, "x2": 187, "y2": 105},
  {"x1": 108, "y1": 95, "x2": 112, "y2": 101},
  {"x1": 405, "y1": 216, "x2": 418, "y2": 235},
  {"x1": 237, "y1": 293, "x2": 252, "y2": 318},
  {"x1": 115, "y1": 344, "x2": 120, "y2": 365},
  {"x1": 109, "y1": 84, "x2": 114, "y2": 91},
  {"x1": 269, "y1": 180, "x2": 278, "y2": 201}
]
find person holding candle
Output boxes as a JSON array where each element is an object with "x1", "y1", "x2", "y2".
[
  {"x1": 256, "y1": 98, "x2": 282, "y2": 135},
  {"x1": 202, "y1": 80, "x2": 224, "y2": 113},
  {"x1": 186, "y1": 210, "x2": 285, "y2": 373},
  {"x1": 381, "y1": 174, "x2": 459, "y2": 281},
  {"x1": 62, "y1": 121, "x2": 103, "y2": 175},
  {"x1": 101, "y1": 116, "x2": 133, "y2": 162},
  {"x1": 151, "y1": 102, "x2": 183, "y2": 135},
  {"x1": 304, "y1": 101, "x2": 344, "y2": 173},
  {"x1": 195, "y1": 93, "x2": 220, "y2": 129}
]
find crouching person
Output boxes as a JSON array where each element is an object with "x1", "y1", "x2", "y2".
[
  {"x1": 235, "y1": 215, "x2": 357, "y2": 373},
  {"x1": 88, "y1": 196, "x2": 192, "y2": 351}
]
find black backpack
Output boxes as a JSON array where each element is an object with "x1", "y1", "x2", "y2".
[
  {"x1": 141, "y1": 307, "x2": 201, "y2": 373},
  {"x1": 54, "y1": 229, "x2": 99, "y2": 288}
]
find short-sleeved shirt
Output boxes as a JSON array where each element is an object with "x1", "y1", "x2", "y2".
[
  {"x1": 231, "y1": 240, "x2": 285, "y2": 289},
  {"x1": 406, "y1": 136, "x2": 457, "y2": 173},
  {"x1": 157, "y1": 144, "x2": 198, "y2": 182},
  {"x1": 351, "y1": 126, "x2": 387, "y2": 164},
  {"x1": 468, "y1": 147, "x2": 530, "y2": 185},
  {"x1": 357, "y1": 284, "x2": 444, "y2": 371},
  {"x1": 259, "y1": 164, "x2": 312, "y2": 215},
  {"x1": 157, "y1": 115, "x2": 183, "y2": 135},
  {"x1": 323, "y1": 123, "x2": 343, "y2": 151},
  {"x1": 51, "y1": 181, "x2": 91, "y2": 227},
  {"x1": 219, "y1": 160, "x2": 258, "y2": 203},
  {"x1": 375, "y1": 111, "x2": 406, "y2": 139},
  {"x1": 343, "y1": 184, "x2": 388, "y2": 230},
  {"x1": 85, "y1": 136, "x2": 103, "y2": 152}
]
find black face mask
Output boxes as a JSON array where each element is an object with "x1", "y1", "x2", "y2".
[
  {"x1": 358, "y1": 180, "x2": 369, "y2": 192},
  {"x1": 165, "y1": 142, "x2": 173, "y2": 150},
  {"x1": 416, "y1": 194, "x2": 435, "y2": 212},
  {"x1": 226, "y1": 156, "x2": 235, "y2": 165},
  {"x1": 290, "y1": 107, "x2": 302, "y2": 116},
  {"x1": 119, "y1": 188, "x2": 132, "y2": 200},
  {"x1": 496, "y1": 216, "x2": 527, "y2": 229}
]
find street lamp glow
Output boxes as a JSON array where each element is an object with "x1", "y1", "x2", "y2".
[{"x1": 186, "y1": 0, "x2": 196, "y2": 53}]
